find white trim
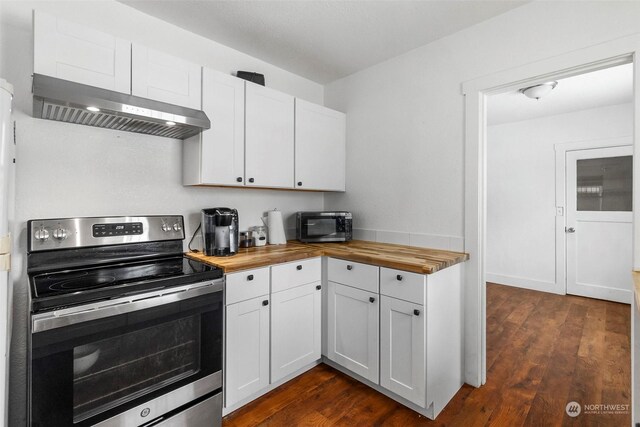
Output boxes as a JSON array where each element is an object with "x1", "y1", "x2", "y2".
[
  {"x1": 486, "y1": 273, "x2": 562, "y2": 295},
  {"x1": 463, "y1": 33, "x2": 640, "y2": 388}
]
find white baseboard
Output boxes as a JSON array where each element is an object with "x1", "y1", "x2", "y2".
[{"x1": 486, "y1": 273, "x2": 563, "y2": 295}]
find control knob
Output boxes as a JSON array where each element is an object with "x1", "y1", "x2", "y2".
[
  {"x1": 173, "y1": 223, "x2": 182, "y2": 232},
  {"x1": 34, "y1": 228, "x2": 50, "y2": 242},
  {"x1": 52, "y1": 228, "x2": 68, "y2": 240},
  {"x1": 162, "y1": 224, "x2": 172, "y2": 232}
]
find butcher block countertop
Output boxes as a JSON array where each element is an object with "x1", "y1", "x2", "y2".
[{"x1": 186, "y1": 240, "x2": 469, "y2": 274}]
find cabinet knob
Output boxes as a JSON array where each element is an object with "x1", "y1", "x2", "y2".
[
  {"x1": 316, "y1": 285, "x2": 322, "y2": 290},
  {"x1": 296, "y1": 265, "x2": 303, "y2": 271},
  {"x1": 248, "y1": 178, "x2": 255, "y2": 183},
  {"x1": 247, "y1": 274, "x2": 254, "y2": 281},
  {"x1": 396, "y1": 274, "x2": 403, "y2": 281},
  {"x1": 369, "y1": 297, "x2": 375, "y2": 303},
  {"x1": 236, "y1": 177, "x2": 243, "y2": 183},
  {"x1": 297, "y1": 181, "x2": 303, "y2": 187},
  {"x1": 262, "y1": 300, "x2": 269, "y2": 306},
  {"x1": 346, "y1": 265, "x2": 353, "y2": 271},
  {"x1": 414, "y1": 309, "x2": 420, "y2": 316}
]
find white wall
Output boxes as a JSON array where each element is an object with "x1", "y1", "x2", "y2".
[
  {"x1": 486, "y1": 103, "x2": 633, "y2": 294},
  {"x1": 322, "y1": 0, "x2": 640, "y2": 394},
  {"x1": 0, "y1": 1, "x2": 325, "y2": 425},
  {"x1": 324, "y1": 1, "x2": 640, "y2": 249}
]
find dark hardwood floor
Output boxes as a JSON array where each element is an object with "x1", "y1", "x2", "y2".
[{"x1": 223, "y1": 283, "x2": 631, "y2": 426}]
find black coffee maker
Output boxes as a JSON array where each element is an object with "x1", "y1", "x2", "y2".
[{"x1": 202, "y1": 208, "x2": 239, "y2": 256}]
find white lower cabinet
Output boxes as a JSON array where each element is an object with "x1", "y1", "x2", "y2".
[
  {"x1": 380, "y1": 295, "x2": 426, "y2": 407},
  {"x1": 327, "y1": 281, "x2": 379, "y2": 383},
  {"x1": 271, "y1": 281, "x2": 322, "y2": 382},
  {"x1": 225, "y1": 295, "x2": 270, "y2": 408}
]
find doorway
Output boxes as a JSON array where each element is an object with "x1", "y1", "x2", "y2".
[
  {"x1": 462, "y1": 34, "x2": 640, "y2": 391},
  {"x1": 463, "y1": 46, "x2": 640, "y2": 424},
  {"x1": 485, "y1": 63, "x2": 633, "y2": 303}
]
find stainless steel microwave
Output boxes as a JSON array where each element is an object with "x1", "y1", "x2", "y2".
[{"x1": 296, "y1": 211, "x2": 352, "y2": 243}]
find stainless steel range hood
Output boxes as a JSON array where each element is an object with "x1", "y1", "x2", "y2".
[{"x1": 32, "y1": 74, "x2": 210, "y2": 139}]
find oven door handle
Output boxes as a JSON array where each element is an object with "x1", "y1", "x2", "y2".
[{"x1": 32, "y1": 279, "x2": 224, "y2": 333}]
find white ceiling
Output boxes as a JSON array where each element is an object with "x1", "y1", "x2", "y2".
[
  {"x1": 488, "y1": 63, "x2": 633, "y2": 126},
  {"x1": 118, "y1": 0, "x2": 528, "y2": 84}
]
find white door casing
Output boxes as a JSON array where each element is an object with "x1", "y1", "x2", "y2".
[{"x1": 565, "y1": 145, "x2": 633, "y2": 303}]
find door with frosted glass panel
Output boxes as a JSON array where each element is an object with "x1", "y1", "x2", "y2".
[{"x1": 566, "y1": 146, "x2": 633, "y2": 303}]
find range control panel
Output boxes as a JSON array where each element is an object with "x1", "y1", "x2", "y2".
[
  {"x1": 92, "y1": 222, "x2": 143, "y2": 237},
  {"x1": 28, "y1": 216, "x2": 185, "y2": 252}
]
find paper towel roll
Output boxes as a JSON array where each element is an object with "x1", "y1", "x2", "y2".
[{"x1": 266, "y1": 209, "x2": 286, "y2": 245}]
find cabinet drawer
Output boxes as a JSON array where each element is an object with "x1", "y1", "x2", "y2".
[
  {"x1": 380, "y1": 268, "x2": 426, "y2": 305},
  {"x1": 271, "y1": 257, "x2": 321, "y2": 293},
  {"x1": 226, "y1": 267, "x2": 270, "y2": 305},
  {"x1": 327, "y1": 258, "x2": 379, "y2": 293}
]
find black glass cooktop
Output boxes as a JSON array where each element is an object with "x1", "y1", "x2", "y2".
[{"x1": 30, "y1": 256, "x2": 223, "y2": 312}]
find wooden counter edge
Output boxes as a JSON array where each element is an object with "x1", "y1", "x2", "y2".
[
  {"x1": 186, "y1": 240, "x2": 469, "y2": 275},
  {"x1": 633, "y1": 271, "x2": 640, "y2": 310},
  {"x1": 186, "y1": 249, "x2": 324, "y2": 273}
]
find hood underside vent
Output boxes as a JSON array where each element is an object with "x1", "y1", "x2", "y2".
[
  {"x1": 33, "y1": 74, "x2": 210, "y2": 139},
  {"x1": 41, "y1": 102, "x2": 192, "y2": 139}
]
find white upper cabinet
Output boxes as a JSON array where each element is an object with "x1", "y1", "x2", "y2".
[
  {"x1": 183, "y1": 69, "x2": 245, "y2": 186},
  {"x1": 33, "y1": 11, "x2": 131, "y2": 93},
  {"x1": 245, "y1": 83, "x2": 295, "y2": 189},
  {"x1": 294, "y1": 99, "x2": 346, "y2": 191},
  {"x1": 131, "y1": 44, "x2": 201, "y2": 109}
]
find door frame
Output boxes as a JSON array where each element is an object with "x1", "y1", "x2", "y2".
[
  {"x1": 555, "y1": 137, "x2": 633, "y2": 300},
  {"x1": 462, "y1": 34, "x2": 640, "y2": 388}
]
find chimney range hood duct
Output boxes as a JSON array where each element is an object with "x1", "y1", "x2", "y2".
[{"x1": 32, "y1": 74, "x2": 210, "y2": 139}]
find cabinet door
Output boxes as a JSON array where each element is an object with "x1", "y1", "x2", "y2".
[
  {"x1": 132, "y1": 44, "x2": 201, "y2": 109},
  {"x1": 199, "y1": 69, "x2": 245, "y2": 185},
  {"x1": 271, "y1": 282, "x2": 322, "y2": 382},
  {"x1": 380, "y1": 296, "x2": 426, "y2": 406},
  {"x1": 225, "y1": 295, "x2": 270, "y2": 408},
  {"x1": 33, "y1": 11, "x2": 130, "y2": 93},
  {"x1": 294, "y1": 99, "x2": 346, "y2": 191},
  {"x1": 245, "y1": 83, "x2": 294, "y2": 188},
  {"x1": 327, "y1": 281, "x2": 379, "y2": 383}
]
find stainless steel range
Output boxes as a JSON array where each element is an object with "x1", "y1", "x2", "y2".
[{"x1": 27, "y1": 215, "x2": 224, "y2": 427}]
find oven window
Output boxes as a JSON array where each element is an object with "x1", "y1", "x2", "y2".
[
  {"x1": 306, "y1": 219, "x2": 338, "y2": 237},
  {"x1": 73, "y1": 316, "x2": 201, "y2": 422}
]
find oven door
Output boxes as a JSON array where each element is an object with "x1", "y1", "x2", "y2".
[
  {"x1": 29, "y1": 280, "x2": 223, "y2": 427},
  {"x1": 299, "y1": 214, "x2": 349, "y2": 242}
]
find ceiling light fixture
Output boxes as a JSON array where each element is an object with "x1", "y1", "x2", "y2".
[{"x1": 519, "y1": 81, "x2": 558, "y2": 100}]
